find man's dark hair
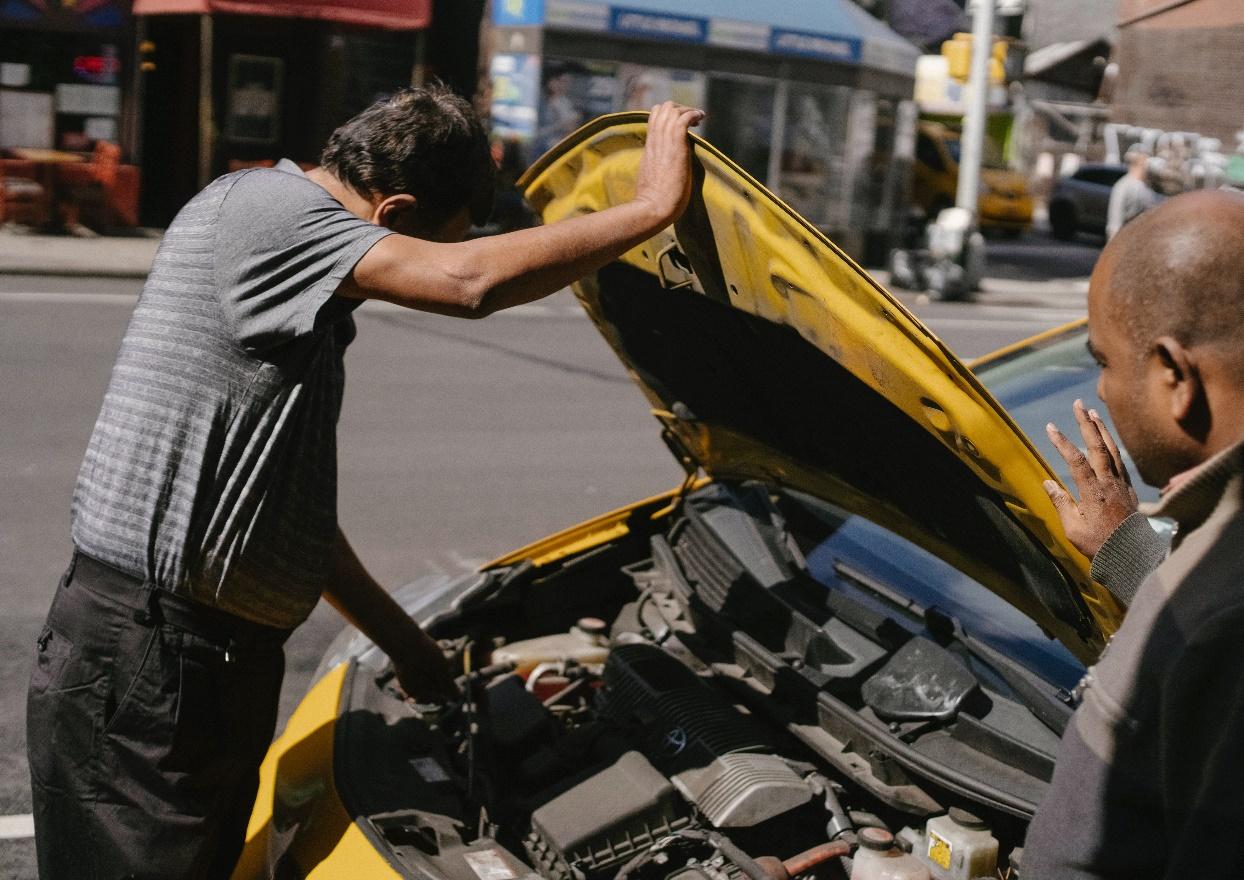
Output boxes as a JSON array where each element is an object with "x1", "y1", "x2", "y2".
[{"x1": 321, "y1": 84, "x2": 496, "y2": 231}]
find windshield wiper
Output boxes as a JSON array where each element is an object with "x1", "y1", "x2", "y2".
[
  {"x1": 926, "y1": 608, "x2": 1075, "y2": 736},
  {"x1": 828, "y1": 560, "x2": 1074, "y2": 736}
]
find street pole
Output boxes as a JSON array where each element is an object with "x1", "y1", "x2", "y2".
[{"x1": 955, "y1": 0, "x2": 995, "y2": 217}]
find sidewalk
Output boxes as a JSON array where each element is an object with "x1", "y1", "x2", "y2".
[
  {"x1": 0, "y1": 227, "x2": 163, "y2": 278},
  {"x1": 870, "y1": 267, "x2": 1089, "y2": 312}
]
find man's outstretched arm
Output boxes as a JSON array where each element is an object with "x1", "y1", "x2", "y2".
[
  {"x1": 337, "y1": 102, "x2": 704, "y2": 318},
  {"x1": 322, "y1": 527, "x2": 458, "y2": 703}
]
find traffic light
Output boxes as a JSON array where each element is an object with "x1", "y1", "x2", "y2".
[{"x1": 940, "y1": 33, "x2": 1014, "y2": 84}]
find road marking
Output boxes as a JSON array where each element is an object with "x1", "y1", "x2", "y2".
[
  {"x1": 0, "y1": 291, "x2": 137, "y2": 305},
  {"x1": 0, "y1": 813, "x2": 34, "y2": 839}
]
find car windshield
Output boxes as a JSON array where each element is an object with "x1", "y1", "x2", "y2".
[
  {"x1": 778, "y1": 488, "x2": 1085, "y2": 692},
  {"x1": 945, "y1": 136, "x2": 1007, "y2": 170},
  {"x1": 973, "y1": 326, "x2": 1160, "y2": 505}
]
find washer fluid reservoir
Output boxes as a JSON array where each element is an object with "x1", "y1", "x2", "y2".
[
  {"x1": 920, "y1": 809, "x2": 998, "y2": 880},
  {"x1": 850, "y1": 827, "x2": 930, "y2": 880},
  {"x1": 491, "y1": 617, "x2": 610, "y2": 677}
]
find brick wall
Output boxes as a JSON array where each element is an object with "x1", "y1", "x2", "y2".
[{"x1": 1112, "y1": 21, "x2": 1244, "y2": 142}]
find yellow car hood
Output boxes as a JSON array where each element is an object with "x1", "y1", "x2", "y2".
[{"x1": 519, "y1": 114, "x2": 1121, "y2": 662}]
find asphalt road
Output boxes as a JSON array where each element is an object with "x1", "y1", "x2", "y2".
[{"x1": 0, "y1": 235, "x2": 1098, "y2": 872}]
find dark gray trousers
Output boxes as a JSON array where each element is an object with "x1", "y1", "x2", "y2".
[{"x1": 27, "y1": 551, "x2": 290, "y2": 880}]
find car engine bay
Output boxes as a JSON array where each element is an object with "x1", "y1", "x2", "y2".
[{"x1": 324, "y1": 482, "x2": 1079, "y2": 880}]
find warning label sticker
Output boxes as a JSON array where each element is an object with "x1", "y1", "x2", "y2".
[
  {"x1": 464, "y1": 849, "x2": 518, "y2": 880},
  {"x1": 928, "y1": 831, "x2": 953, "y2": 870}
]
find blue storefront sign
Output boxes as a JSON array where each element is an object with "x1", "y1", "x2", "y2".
[
  {"x1": 490, "y1": 52, "x2": 542, "y2": 141},
  {"x1": 608, "y1": 7, "x2": 707, "y2": 43},
  {"x1": 494, "y1": 0, "x2": 545, "y2": 27},
  {"x1": 769, "y1": 28, "x2": 861, "y2": 64}
]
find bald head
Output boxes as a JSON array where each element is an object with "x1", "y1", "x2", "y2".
[{"x1": 1099, "y1": 190, "x2": 1244, "y2": 366}]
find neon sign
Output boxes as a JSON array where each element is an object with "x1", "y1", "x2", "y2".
[{"x1": 73, "y1": 54, "x2": 121, "y2": 84}]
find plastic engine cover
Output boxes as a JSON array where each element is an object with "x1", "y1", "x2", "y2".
[
  {"x1": 600, "y1": 643, "x2": 810, "y2": 826},
  {"x1": 527, "y1": 751, "x2": 690, "y2": 879}
]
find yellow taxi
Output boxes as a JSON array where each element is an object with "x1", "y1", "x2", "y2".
[
  {"x1": 232, "y1": 114, "x2": 1123, "y2": 880},
  {"x1": 913, "y1": 121, "x2": 1033, "y2": 235}
]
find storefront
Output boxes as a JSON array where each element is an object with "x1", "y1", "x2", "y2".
[
  {"x1": 488, "y1": 0, "x2": 921, "y2": 259},
  {"x1": 0, "y1": 1, "x2": 135, "y2": 154},
  {"x1": 131, "y1": 0, "x2": 468, "y2": 224}
]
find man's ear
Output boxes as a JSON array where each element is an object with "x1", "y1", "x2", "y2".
[
  {"x1": 1153, "y1": 335, "x2": 1202, "y2": 423},
  {"x1": 372, "y1": 193, "x2": 418, "y2": 229}
]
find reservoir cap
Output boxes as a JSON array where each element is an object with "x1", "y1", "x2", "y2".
[
  {"x1": 948, "y1": 807, "x2": 987, "y2": 830},
  {"x1": 858, "y1": 827, "x2": 895, "y2": 852}
]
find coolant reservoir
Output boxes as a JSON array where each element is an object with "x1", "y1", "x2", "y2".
[
  {"x1": 920, "y1": 809, "x2": 998, "y2": 880},
  {"x1": 491, "y1": 617, "x2": 610, "y2": 677},
  {"x1": 850, "y1": 828, "x2": 931, "y2": 880}
]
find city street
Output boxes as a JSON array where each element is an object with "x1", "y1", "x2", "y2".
[{"x1": 0, "y1": 233, "x2": 1100, "y2": 873}]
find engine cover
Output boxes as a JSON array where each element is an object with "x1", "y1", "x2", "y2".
[
  {"x1": 599, "y1": 643, "x2": 810, "y2": 827},
  {"x1": 527, "y1": 751, "x2": 691, "y2": 880}
]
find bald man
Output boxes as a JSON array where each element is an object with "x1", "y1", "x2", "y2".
[{"x1": 1023, "y1": 190, "x2": 1244, "y2": 878}]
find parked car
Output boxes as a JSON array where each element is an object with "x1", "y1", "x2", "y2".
[
  {"x1": 232, "y1": 115, "x2": 1131, "y2": 880},
  {"x1": 912, "y1": 121, "x2": 1033, "y2": 235},
  {"x1": 1046, "y1": 163, "x2": 1126, "y2": 241}
]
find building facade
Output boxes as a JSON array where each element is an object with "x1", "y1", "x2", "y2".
[
  {"x1": 1112, "y1": 0, "x2": 1244, "y2": 143},
  {"x1": 0, "y1": 0, "x2": 136, "y2": 156},
  {"x1": 487, "y1": 0, "x2": 921, "y2": 261}
]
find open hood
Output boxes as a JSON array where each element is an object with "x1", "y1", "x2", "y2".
[{"x1": 519, "y1": 114, "x2": 1122, "y2": 662}]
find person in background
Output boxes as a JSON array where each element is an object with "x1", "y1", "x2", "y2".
[{"x1": 1105, "y1": 147, "x2": 1156, "y2": 239}]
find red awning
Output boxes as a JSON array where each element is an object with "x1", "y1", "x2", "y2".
[{"x1": 132, "y1": 0, "x2": 430, "y2": 30}]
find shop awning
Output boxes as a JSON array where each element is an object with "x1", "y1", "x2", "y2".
[
  {"x1": 543, "y1": 0, "x2": 920, "y2": 76},
  {"x1": 132, "y1": 0, "x2": 431, "y2": 30}
]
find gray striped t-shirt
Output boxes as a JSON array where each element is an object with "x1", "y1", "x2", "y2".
[{"x1": 72, "y1": 160, "x2": 391, "y2": 628}]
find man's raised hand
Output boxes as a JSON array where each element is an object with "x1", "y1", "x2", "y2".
[
  {"x1": 632, "y1": 102, "x2": 705, "y2": 228},
  {"x1": 1043, "y1": 399, "x2": 1140, "y2": 560}
]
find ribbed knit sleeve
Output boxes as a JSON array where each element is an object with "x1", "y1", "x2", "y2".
[{"x1": 1089, "y1": 512, "x2": 1169, "y2": 605}]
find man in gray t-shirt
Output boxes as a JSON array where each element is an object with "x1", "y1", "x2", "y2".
[{"x1": 28, "y1": 86, "x2": 704, "y2": 878}]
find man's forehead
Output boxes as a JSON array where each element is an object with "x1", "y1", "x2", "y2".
[{"x1": 1086, "y1": 251, "x2": 1116, "y2": 316}]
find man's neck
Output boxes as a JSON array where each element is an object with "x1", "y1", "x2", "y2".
[{"x1": 305, "y1": 167, "x2": 375, "y2": 222}]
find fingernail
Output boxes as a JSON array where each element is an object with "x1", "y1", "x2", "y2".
[
  {"x1": 1043, "y1": 480, "x2": 1057, "y2": 494},
  {"x1": 1046, "y1": 422, "x2": 1057, "y2": 434},
  {"x1": 1089, "y1": 408, "x2": 1100, "y2": 419},
  {"x1": 1074, "y1": 398, "x2": 1083, "y2": 410}
]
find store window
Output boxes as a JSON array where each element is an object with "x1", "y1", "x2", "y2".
[
  {"x1": 617, "y1": 64, "x2": 705, "y2": 112},
  {"x1": 225, "y1": 54, "x2": 283, "y2": 145},
  {"x1": 0, "y1": 34, "x2": 123, "y2": 151},
  {"x1": 778, "y1": 83, "x2": 851, "y2": 229},
  {"x1": 537, "y1": 58, "x2": 618, "y2": 155},
  {"x1": 705, "y1": 77, "x2": 775, "y2": 184}
]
